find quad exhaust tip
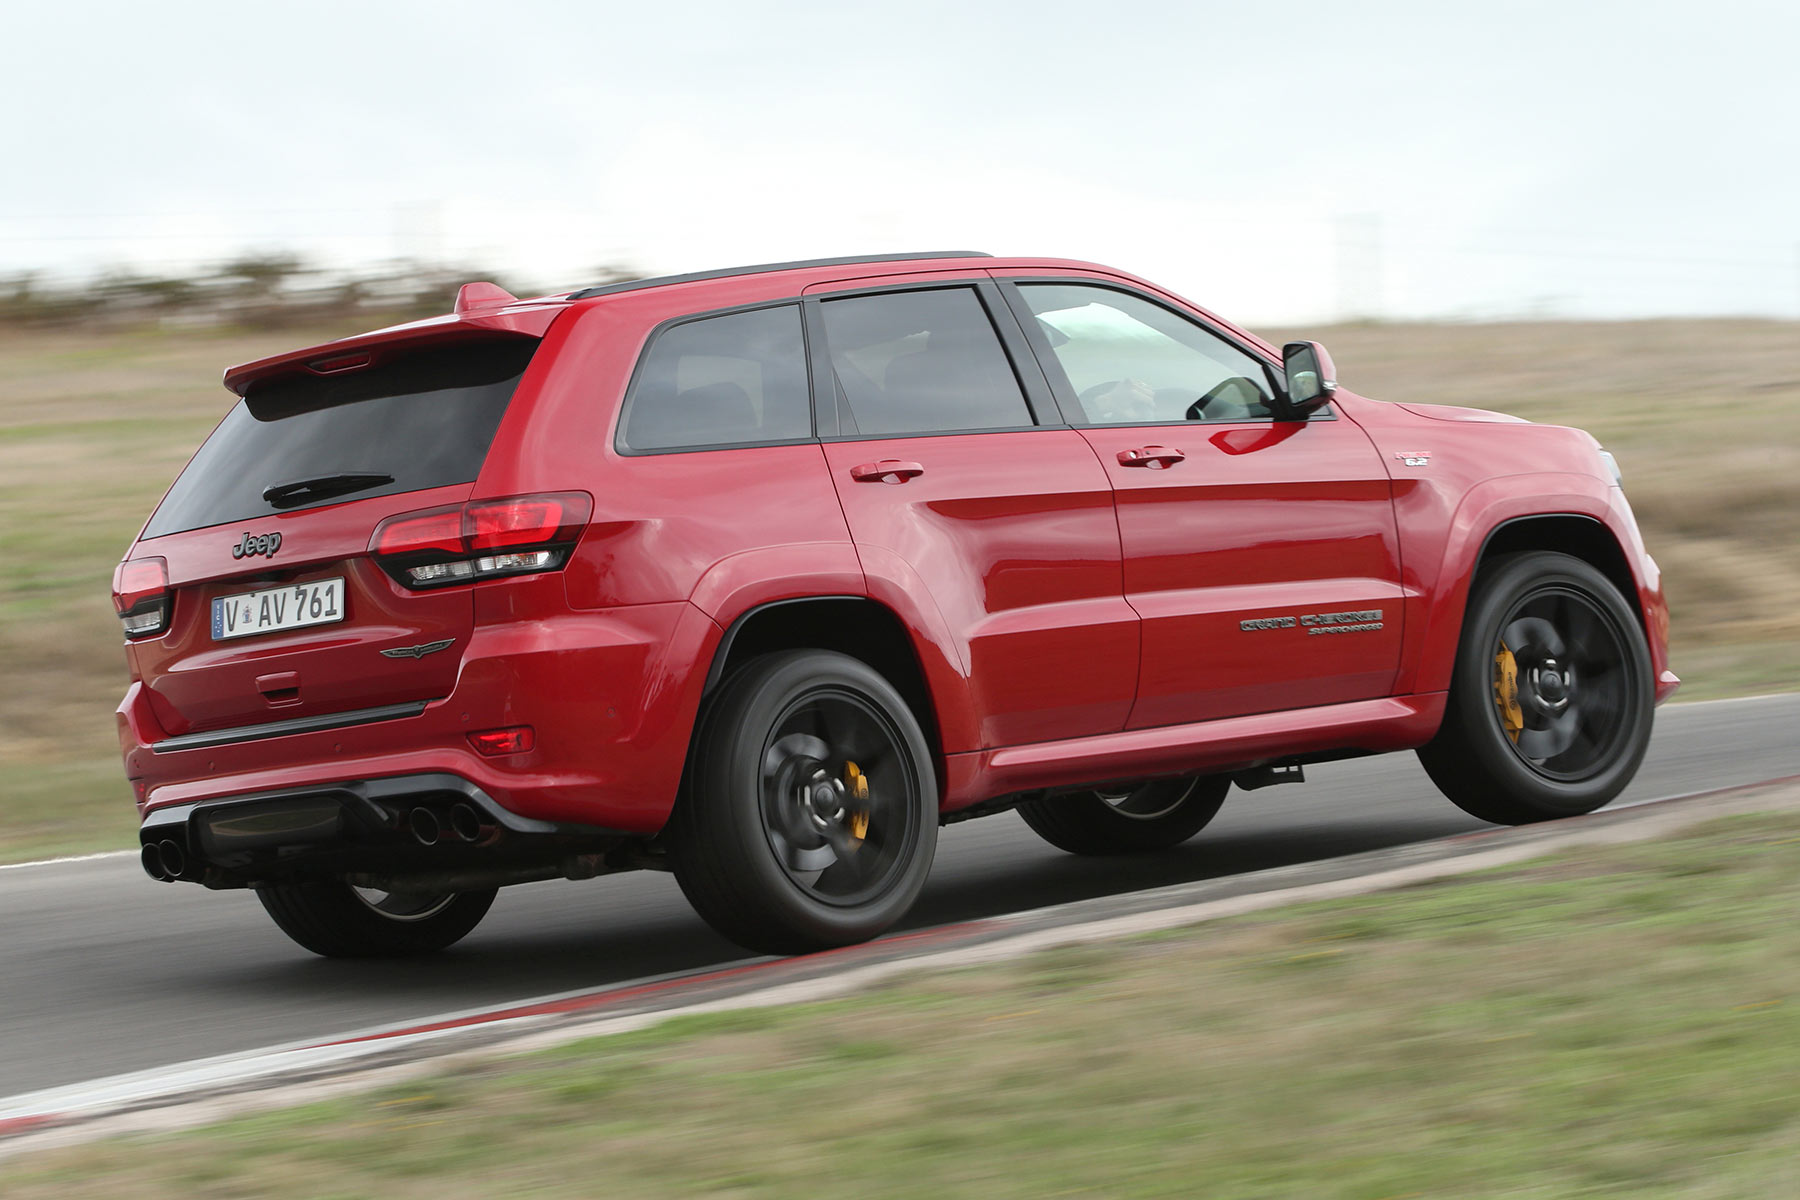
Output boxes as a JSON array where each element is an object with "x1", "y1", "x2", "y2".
[
  {"x1": 410, "y1": 802, "x2": 496, "y2": 846},
  {"x1": 448, "y1": 802, "x2": 488, "y2": 844},
  {"x1": 141, "y1": 838, "x2": 193, "y2": 883},
  {"x1": 409, "y1": 807, "x2": 442, "y2": 846}
]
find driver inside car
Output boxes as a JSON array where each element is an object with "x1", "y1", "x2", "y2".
[
  {"x1": 1081, "y1": 374, "x2": 1270, "y2": 424},
  {"x1": 1083, "y1": 376, "x2": 1159, "y2": 422}
]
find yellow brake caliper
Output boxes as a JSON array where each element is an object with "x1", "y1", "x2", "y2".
[
  {"x1": 844, "y1": 761, "x2": 871, "y2": 843},
  {"x1": 1494, "y1": 642, "x2": 1523, "y2": 743}
]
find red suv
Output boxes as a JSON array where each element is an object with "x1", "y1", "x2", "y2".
[{"x1": 112, "y1": 252, "x2": 1677, "y2": 957}]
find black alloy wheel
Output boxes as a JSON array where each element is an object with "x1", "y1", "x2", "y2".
[
  {"x1": 1018, "y1": 775, "x2": 1230, "y2": 855},
  {"x1": 757, "y1": 688, "x2": 926, "y2": 909},
  {"x1": 255, "y1": 880, "x2": 497, "y2": 958},
  {"x1": 1420, "y1": 551, "x2": 1653, "y2": 825},
  {"x1": 1490, "y1": 586, "x2": 1635, "y2": 779},
  {"x1": 668, "y1": 650, "x2": 937, "y2": 956}
]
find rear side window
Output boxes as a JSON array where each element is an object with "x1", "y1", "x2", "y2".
[
  {"x1": 621, "y1": 305, "x2": 812, "y2": 451},
  {"x1": 141, "y1": 338, "x2": 537, "y2": 539},
  {"x1": 819, "y1": 288, "x2": 1033, "y2": 436}
]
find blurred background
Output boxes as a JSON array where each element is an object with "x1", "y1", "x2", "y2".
[
  {"x1": 10, "y1": 0, "x2": 1800, "y2": 322},
  {"x1": 2, "y1": 0, "x2": 1796, "y2": 857}
]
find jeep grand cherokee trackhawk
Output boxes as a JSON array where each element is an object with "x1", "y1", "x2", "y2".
[{"x1": 111, "y1": 252, "x2": 1677, "y2": 957}]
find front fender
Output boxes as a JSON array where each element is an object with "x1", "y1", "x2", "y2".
[{"x1": 1397, "y1": 472, "x2": 1638, "y2": 695}]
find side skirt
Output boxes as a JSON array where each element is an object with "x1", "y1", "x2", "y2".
[{"x1": 941, "y1": 693, "x2": 1447, "y2": 812}]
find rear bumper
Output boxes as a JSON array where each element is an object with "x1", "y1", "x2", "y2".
[
  {"x1": 133, "y1": 773, "x2": 656, "y2": 890},
  {"x1": 119, "y1": 598, "x2": 723, "y2": 836}
]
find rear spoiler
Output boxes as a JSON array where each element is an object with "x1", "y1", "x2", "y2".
[{"x1": 222, "y1": 287, "x2": 568, "y2": 397}]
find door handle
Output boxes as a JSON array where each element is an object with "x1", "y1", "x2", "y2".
[
  {"x1": 850, "y1": 460, "x2": 925, "y2": 484},
  {"x1": 1117, "y1": 446, "x2": 1185, "y2": 469}
]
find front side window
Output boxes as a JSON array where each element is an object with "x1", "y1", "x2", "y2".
[
  {"x1": 819, "y1": 288, "x2": 1034, "y2": 436},
  {"x1": 1017, "y1": 284, "x2": 1277, "y2": 425},
  {"x1": 622, "y1": 305, "x2": 812, "y2": 451}
]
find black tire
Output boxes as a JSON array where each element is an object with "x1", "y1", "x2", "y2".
[
  {"x1": 1017, "y1": 776, "x2": 1230, "y2": 855},
  {"x1": 255, "y1": 881, "x2": 496, "y2": 958},
  {"x1": 667, "y1": 650, "x2": 938, "y2": 956},
  {"x1": 1419, "y1": 550, "x2": 1653, "y2": 825}
]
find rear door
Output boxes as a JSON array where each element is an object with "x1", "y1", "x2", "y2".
[
  {"x1": 123, "y1": 335, "x2": 539, "y2": 738},
  {"x1": 806, "y1": 276, "x2": 1138, "y2": 748},
  {"x1": 1001, "y1": 278, "x2": 1404, "y2": 728}
]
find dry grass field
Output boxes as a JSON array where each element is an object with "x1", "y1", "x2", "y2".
[{"x1": 0, "y1": 317, "x2": 1795, "y2": 858}]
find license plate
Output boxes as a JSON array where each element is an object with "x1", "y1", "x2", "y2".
[{"x1": 211, "y1": 578, "x2": 345, "y2": 641}]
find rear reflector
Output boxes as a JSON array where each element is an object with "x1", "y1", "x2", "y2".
[
  {"x1": 370, "y1": 492, "x2": 591, "y2": 589},
  {"x1": 112, "y1": 557, "x2": 170, "y2": 639},
  {"x1": 469, "y1": 726, "x2": 535, "y2": 756}
]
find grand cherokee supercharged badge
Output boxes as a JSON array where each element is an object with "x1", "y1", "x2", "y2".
[
  {"x1": 1240, "y1": 609, "x2": 1384, "y2": 634},
  {"x1": 1302, "y1": 609, "x2": 1384, "y2": 635}
]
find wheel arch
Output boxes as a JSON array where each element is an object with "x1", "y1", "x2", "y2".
[
  {"x1": 1411, "y1": 493, "x2": 1649, "y2": 696},
  {"x1": 702, "y1": 596, "x2": 960, "y2": 773},
  {"x1": 1475, "y1": 514, "x2": 1643, "y2": 627}
]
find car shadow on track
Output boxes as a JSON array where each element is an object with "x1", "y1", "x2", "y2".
[{"x1": 225, "y1": 810, "x2": 1485, "y2": 1008}]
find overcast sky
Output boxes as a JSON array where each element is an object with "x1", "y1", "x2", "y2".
[{"x1": 3, "y1": 0, "x2": 1796, "y2": 323}]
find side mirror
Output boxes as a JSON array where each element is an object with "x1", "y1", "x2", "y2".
[{"x1": 1278, "y1": 341, "x2": 1337, "y2": 419}]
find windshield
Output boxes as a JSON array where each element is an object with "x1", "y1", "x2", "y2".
[{"x1": 141, "y1": 337, "x2": 537, "y2": 539}]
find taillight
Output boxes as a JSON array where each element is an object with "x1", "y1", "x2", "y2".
[
  {"x1": 369, "y1": 492, "x2": 592, "y2": 588},
  {"x1": 112, "y1": 556, "x2": 170, "y2": 639}
]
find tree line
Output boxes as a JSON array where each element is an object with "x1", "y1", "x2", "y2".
[{"x1": 0, "y1": 255, "x2": 640, "y2": 329}]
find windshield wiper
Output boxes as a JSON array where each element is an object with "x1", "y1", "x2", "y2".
[{"x1": 262, "y1": 472, "x2": 395, "y2": 509}]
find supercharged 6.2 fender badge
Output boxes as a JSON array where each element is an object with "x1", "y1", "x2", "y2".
[{"x1": 380, "y1": 638, "x2": 456, "y2": 660}]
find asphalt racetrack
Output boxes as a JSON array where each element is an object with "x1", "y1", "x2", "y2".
[{"x1": 4, "y1": 693, "x2": 1796, "y2": 1100}]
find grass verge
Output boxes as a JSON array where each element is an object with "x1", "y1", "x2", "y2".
[
  {"x1": 5, "y1": 810, "x2": 1797, "y2": 1198},
  {"x1": 1, "y1": 758, "x2": 137, "y2": 863}
]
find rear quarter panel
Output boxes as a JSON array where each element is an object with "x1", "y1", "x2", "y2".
[{"x1": 463, "y1": 289, "x2": 986, "y2": 811}]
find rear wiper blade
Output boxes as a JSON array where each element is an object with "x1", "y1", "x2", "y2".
[{"x1": 262, "y1": 472, "x2": 395, "y2": 509}]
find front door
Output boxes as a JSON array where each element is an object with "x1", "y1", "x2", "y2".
[{"x1": 1004, "y1": 278, "x2": 1404, "y2": 728}]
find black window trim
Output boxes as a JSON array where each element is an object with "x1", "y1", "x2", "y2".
[
  {"x1": 803, "y1": 279, "x2": 1067, "y2": 444},
  {"x1": 569, "y1": 251, "x2": 992, "y2": 301},
  {"x1": 992, "y1": 276, "x2": 1337, "y2": 429},
  {"x1": 612, "y1": 297, "x2": 825, "y2": 457}
]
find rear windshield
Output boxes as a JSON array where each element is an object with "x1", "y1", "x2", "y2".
[{"x1": 142, "y1": 338, "x2": 538, "y2": 539}]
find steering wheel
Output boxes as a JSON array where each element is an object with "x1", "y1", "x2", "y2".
[
  {"x1": 1186, "y1": 376, "x2": 1267, "y2": 422},
  {"x1": 1078, "y1": 378, "x2": 1137, "y2": 406}
]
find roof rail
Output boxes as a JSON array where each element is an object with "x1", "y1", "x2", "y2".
[{"x1": 567, "y1": 251, "x2": 992, "y2": 301}]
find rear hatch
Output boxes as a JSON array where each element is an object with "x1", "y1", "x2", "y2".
[{"x1": 121, "y1": 334, "x2": 540, "y2": 740}]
